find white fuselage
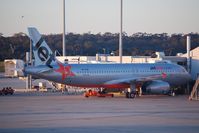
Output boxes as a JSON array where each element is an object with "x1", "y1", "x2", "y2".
[{"x1": 25, "y1": 63, "x2": 190, "y2": 89}]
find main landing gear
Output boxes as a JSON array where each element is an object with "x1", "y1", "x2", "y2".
[{"x1": 126, "y1": 84, "x2": 136, "y2": 99}]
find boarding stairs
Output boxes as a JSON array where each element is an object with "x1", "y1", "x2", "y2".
[{"x1": 189, "y1": 77, "x2": 199, "y2": 100}]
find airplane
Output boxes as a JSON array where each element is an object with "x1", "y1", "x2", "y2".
[{"x1": 25, "y1": 27, "x2": 191, "y2": 98}]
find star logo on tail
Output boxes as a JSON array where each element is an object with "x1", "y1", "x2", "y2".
[{"x1": 55, "y1": 62, "x2": 75, "y2": 81}]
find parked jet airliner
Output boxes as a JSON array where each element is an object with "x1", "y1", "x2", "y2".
[{"x1": 25, "y1": 27, "x2": 191, "y2": 98}]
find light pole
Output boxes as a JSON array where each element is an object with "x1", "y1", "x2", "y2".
[
  {"x1": 63, "y1": 0, "x2": 66, "y2": 56},
  {"x1": 25, "y1": 36, "x2": 32, "y2": 90},
  {"x1": 186, "y1": 35, "x2": 191, "y2": 94},
  {"x1": 29, "y1": 37, "x2": 32, "y2": 90},
  {"x1": 22, "y1": 16, "x2": 32, "y2": 90},
  {"x1": 119, "y1": 0, "x2": 123, "y2": 63}
]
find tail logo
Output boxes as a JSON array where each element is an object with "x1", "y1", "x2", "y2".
[
  {"x1": 34, "y1": 38, "x2": 47, "y2": 61},
  {"x1": 55, "y1": 62, "x2": 75, "y2": 81},
  {"x1": 33, "y1": 37, "x2": 55, "y2": 68}
]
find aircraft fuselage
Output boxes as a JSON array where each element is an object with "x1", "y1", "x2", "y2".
[{"x1": 25, "y1": 63, "x2": 190, "y2": 89}]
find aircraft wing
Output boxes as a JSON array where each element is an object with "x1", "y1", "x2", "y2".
[
  {"x1": 104, "y1": 73, "x2": 167, "y2": 85},
  {"x1": 134, "y1": 73, "x2": 167, "y2": 82}
]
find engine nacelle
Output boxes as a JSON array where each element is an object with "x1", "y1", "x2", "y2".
[{"x1": 145, "y1": 80, "x2": 170, "y2": 94}]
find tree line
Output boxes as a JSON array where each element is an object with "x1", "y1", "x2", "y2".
[{"x1": 0, "y1": 32, "x2": 199, "y2": 61}]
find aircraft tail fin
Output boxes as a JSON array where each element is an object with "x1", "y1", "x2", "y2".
[{"x1": 28, "y1": 27, "x2": 56, "y2": 68}]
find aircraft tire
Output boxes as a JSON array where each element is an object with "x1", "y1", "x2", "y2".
[{"x1": 129, "y1": 92, "x2": 135, "y2": 99}]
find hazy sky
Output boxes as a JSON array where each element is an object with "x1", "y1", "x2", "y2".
[{"x1": 0, "y1": 0, "x2": 199, "y2": 36}]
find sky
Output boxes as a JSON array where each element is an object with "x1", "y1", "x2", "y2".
[{"x1": 0, "y1": 0, "x2": 199, "y2": 36}]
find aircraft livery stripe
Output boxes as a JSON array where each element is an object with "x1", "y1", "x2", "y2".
[{"x1": 35, "y1": 37, "x2": 44, "y2": 49}]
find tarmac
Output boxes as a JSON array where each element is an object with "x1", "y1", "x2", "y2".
[
  {"x1": 0, "y1": 74, "x2": 199, "y2": 133},
  {"x1": 0, "y1": 93, "x2": 199, "y2": 133}
]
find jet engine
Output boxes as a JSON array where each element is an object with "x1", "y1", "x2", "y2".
[{"x1": 143, "y1": 80, "x2": 170, "y2": 94}]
